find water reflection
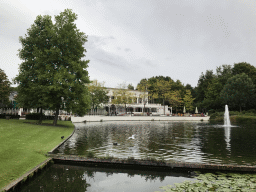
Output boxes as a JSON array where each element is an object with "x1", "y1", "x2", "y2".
[
  {"x1": 54, "y1": 121, "x2": 256, "y2": 166},
  {"x1": 20, "y1": 164, "x2": 196, "y2": 192},
  {"x1": 224, "y1": 126, "x2": 231, "y2": 153}
]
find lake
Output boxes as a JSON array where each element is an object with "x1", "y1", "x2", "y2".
[{"x1": 54, "y1": 121, "x2": 256, "y2": 166}]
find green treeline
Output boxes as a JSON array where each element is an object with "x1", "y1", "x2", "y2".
[{"x1": 137, "y1": 62, "x2": 256, "y2": 114}]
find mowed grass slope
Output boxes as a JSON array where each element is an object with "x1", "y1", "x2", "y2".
[{"x1": 0, "y1": 119, "x2": 74, "y2": 189}]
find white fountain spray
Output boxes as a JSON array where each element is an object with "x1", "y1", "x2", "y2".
[{"x1": 224, "y1": 105, "x2": 231, "y2": 126}]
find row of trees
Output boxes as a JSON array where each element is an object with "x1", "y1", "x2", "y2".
[
  {"x1": 134, "y1": 62, "x2": 256, "y2": 114},
  {"x1": 136, "y1": 76, "x2": 195, "y2": 114},
  {"x1": 195, "y1": 62, "x2": 256, "y2": 112}
]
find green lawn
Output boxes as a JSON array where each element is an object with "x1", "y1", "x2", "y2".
[{"x1": 0, "y1": 119, "x2": 74, "y2": 189}]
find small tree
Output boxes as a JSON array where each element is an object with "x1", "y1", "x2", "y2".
[
  {"x1": 0, "y1": 69, "x2": 11, "y2": 108},
  {"x1": 153, "y1": 79, "x2": 172, "y2": 115},
  {"x1": 127, "y1": 84, "x2": 134, "y2": 90},
  {"x1": 220, "y1": 73, "x2": 255, "y2": 112},
  {"x1": 111, "y1": 83, "x2": 135, "y2": 114},
  {"x1": 168, "y1": 90, "x2": 183, "y2": 114},
  {"x1": 87, "y1": 80, "x2": 109, "y2": 114},
  {"x1": 183, "y1": 90, "x2": 195, "y2": 112},
  {"x1": 137, "y1": 79, "x2": 149, "y2": 115}
]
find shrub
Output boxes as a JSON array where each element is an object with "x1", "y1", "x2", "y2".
[
  {"x1": 86, "y1": 151, "x2": 95, "y2": 158},
  {"x1": 235, "y1": 116, "x2": 256, "y2": 124},
  {"x1": 247, "y1": 109, "x2": 256, "y2": 114},
  {"x1": 26, "y1": 113, "x2": 45, "y2": 120},
  {"x1": 0, "y1": 114, "x2": 20, "y2": 119},
  {"x1": 229, "y1": 111, "x2": 240, "y2": 116},
  {"x1": 209, "y1": 112, "x2": 220, "y2": 119},
  {"x1": 207, "y1": 109, "x2": 215, "y2": 115}
]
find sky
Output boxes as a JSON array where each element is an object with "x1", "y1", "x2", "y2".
[{"x1": 1, "y1": 0, "x2": 256, "y2": 89}]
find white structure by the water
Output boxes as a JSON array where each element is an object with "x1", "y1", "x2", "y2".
[
  {"x1": 224, "y1": 105, "x2": 231, "y2": 126},
  {"x1": 94, "y1": 88, "x2": 171, "y2": 116}
]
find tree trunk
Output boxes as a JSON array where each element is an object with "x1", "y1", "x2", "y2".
[
  {"x1": 53, "y1": 106, "x2": 60, "y2": 126},
  {"x1": 38, "y1": 107, "x2": 43, "y2": 124},
  {"x1": 163, "y1": 99, "x2": 165, "y2": 115}
]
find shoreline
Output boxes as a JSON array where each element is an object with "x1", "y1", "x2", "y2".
[{"x1": 71, "y1": 115, "x2": 210, "y2": 123}]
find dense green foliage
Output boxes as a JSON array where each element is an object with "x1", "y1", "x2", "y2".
[
  {"x1": 137, "y1": 79, "x2": 149, "y2": 114},
  {"x1": 111, "y1": 83, "x2": 135, "y2": 113},
  {"x1": 137, "y1": 62, "x2": 256, "y2": 114},
  {"x1": 137, "y1": 76, "x2": 195, "y2": 113},
  {"x1": 127, "y1": 83, "x2": 135, "y2": 90},
  {"x1": 87, "y1": 80, "x2": 109, "y2": 110},
  {"x1": 156, "y1": 172, "x2": 256, "y2": 191},
  {"x1": 183, "y1": 90, "x2": 195, "y2": 112},
  {"x1": 0, "y1": 68, "x2": 11, "y2": 108},
  {"x1": 196, "y1": 62, "x2": 256, "y2": 112},
  {"x1": 14, "y1": 9, "x2": 91, "y2": 125},
  {"x1": 220, "y1": 73, "x2": 255, "y2": 112},
  {"x1": 0, "y1": 119, "x2": 74, "y2": 189}
]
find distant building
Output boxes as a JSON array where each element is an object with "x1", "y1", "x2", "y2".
[
  {"x1": 1, "y1": 88, "x2": 171, "y2": 116},
  {"x1": 96, "y1": 88, "x2": 171, "y2": 116}
]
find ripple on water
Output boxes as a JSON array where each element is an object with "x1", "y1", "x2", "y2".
[{"x1": 53, "y1": 121, "x2": 256, "y2": 166}]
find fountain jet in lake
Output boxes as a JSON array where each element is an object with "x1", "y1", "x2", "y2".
[{"x1": 224, "y1": 105, "x2": 231, "y2": 126}]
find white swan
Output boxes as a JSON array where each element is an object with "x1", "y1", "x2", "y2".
[{"x1": 128, "y1": 134, "x2": 136, "y2": 139}]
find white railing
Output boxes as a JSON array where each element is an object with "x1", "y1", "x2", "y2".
[{"x1": 0, "y1": 108, "x2": 19, "y2": 115}]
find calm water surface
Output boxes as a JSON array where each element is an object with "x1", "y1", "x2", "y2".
[
  {"x1": 54, "y1": 121, "x2": 256, "y2": 166},
  {"x1": 20, "y1": 164, "x2": 196, "y2": 192}
]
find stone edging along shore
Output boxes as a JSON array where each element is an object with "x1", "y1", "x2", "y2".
[
  {"x1": 4, "y1": 155, "x2": 256, "y2": 192},
  {"x1": 1, "y1": 158, "x2": 53, "y2": 192},
  {"x1": 49, "y1": 155, "x2": 256, "y2": 172},
  {"x1": 71, "y1": 115, "x2": 210, "y2": 123},
  {"x1": 48, "y1": 128, "x2": 76, "y2": 154}
]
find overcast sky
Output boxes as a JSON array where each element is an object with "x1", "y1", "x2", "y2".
[{"x1": 1, "y1": 0, "x2": 256, "y2": 88}]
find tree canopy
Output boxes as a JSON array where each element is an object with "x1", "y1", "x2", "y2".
[
  {"x1": 111, "y1": 83, "x2": 135, "y2": 113},
  {"x1": 87, "y1": 80, "x2": 109, "y2": 110},
  {"x1": 127, "y1": 84, "x2": 134, "y2": 90},
  {"x1": 220, "y1": 73, "x2": 255, "y2": 112},
  {"x1": 0, "y1": 68, "x2": 11, "y2": 108},
  {"x1": 183, "y1": 90, "x2": 195, "y2": 112},
  {"x1": 14, "y1": 9, "x2": 91, "y2": 125},
  {"x1": 194, "y1": 62, "x2": 256, "y2": 112}
]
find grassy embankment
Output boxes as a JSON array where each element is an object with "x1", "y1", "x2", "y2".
[
  {"x1": 0, "y1": 119, "x2": 74, "y2": 189},
  {"x1": 209, "y1": 110, "x2": 256, "y2": 124}
]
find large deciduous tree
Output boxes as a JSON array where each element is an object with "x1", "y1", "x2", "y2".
[
  {"x1": 142, "y1": 76, "x2": 174, "y2": 104},
  {"x1": 195, "y1": 70, "x2": 215, "y2": 105},
  {"x1": 232, "y1": 62, "x2": 256, "y2": 85},
  {"x1": 14, "y1": 9, "x2": 91, "y2": 125},
  {"x1": 0, "y1": 68, "x2": 11, "y2": 108},
  {"x1": 220, "y1": 73, "x2": 255, "y2": 112}
]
